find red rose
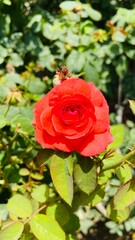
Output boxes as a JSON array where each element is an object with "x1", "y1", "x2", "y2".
[{"x1": 33, "y1": 78, "x2": 113, "y2": 156}]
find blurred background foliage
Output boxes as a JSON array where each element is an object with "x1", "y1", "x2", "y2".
[{"x1": 0, "y1": 0, "x2": 135, "y2": 239}]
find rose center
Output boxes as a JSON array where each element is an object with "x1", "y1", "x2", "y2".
[{"x1": 62, "y1": 105, "x2": 83, "y2": 124}]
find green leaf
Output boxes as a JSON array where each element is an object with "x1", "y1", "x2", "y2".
[
  {"x1": 0, "y1": 222, "x2": 24, "y2": 240},
  {"x1": 107, "y1": 43, "x2": 123, "y2": 59},
  {"x1": 83, "y1": 62, "x2": 99, "y2": 84},
  {"x1": 98, "y1": 170, "x2": 112, "y2": 184},
  {"x1": 60, "y1": 1, "x2": 82, "y2": 11},
  {"x1": 83, "y1": 4, "x2": 102, "y2": 21},
  {"x1": 30, "y1": 172, "x2": 44, "y2": 180},
  {"x1": 122, "y1": 149, "x2": 135, "y2": 168},
  {"x1": 0, "y1": 204, "x2": 8, "y2": 221},
  {"x1": 3, "y1": 0, "x2": 12, "y2": 5},
  {"x1": 63, "y1": 214, "x2": 80, "y2": 234},
  {"x1": 112, "y1": 31, "x2": 126, "y2": 42},
  {"x1": 72, "y1": 185, "x2": 105, "y2": 210},
  {"x1": 107, "y1": 200, "x2": 130, "y2": 222},
  {"x1": 8, "y1": 53, "x2": 24, "y2": 67},
  {"x1": 42, "y1": 23, "x2": 63, "y2": 41},
  {"x1": 31, "y1": 184, "x2": 49, "y2": 203},
  {"x1": 0, "y1": 15, "x2": 10, "y2": 37},
  {"x1": 50, "y1": 152, "x2": 74, "y2": 205},
  {"x1": 7, "y1": 194, "x2": 33, "y2": 219},
  {"x1": 29, "y1": 214, "x2": 66, "y2": 240},
  {"x1": 6, "y1": 72, "x2": 23, "y2": 85},
  {"x1": 36, "y1": 149, "x2": 54, "y2": 166},
  {"x1": 19, "y1": 168, "x2": 30, "y2": 176},
  {"x1": 12, "y1": 115, "x2": 34, "y2": 135},
  {"x1": 0, "y1": 45, "x2": 8, "y2": 64},
  {"x1": 0, "y1": 116, "x2": 7, "y2": 129},
  {"x1": 66, "y1": 50, "x2": 85, "y2": 72},
  {"x1": 109, "y1": 125, "x2": 124, "y2": 149},
  {"x1": 74, "y1": 157, "x2": 97, "y2": 194},
  {"x1": 113, "y1": 177, "x2": 135, "y2": 210},
  {"x1": 125, "y1": 46, "x2": 135, "y2": 59},
  {"x1": 27, "y1": 14, "x2": 42, "y2": 29},
  {"x1": 114, "y1": 56, "x2": 128, "y2": 79},
  {"x1": 66, "y1": 30, "x2": 80, "y2": 47},
  {"x1": 27, "y1": 78, "x2": 46, "y2": 94},
  {"x1": 129, "y1": 100, "x2": 135, "y2": 115},
  {"x1": 102, "y1": 152, "x2": 123, "y2": 171},
  {"x1": 46, "y1": 202, "x2": 70, "y2": 226},
  {"x1": 116, "y1": 164, "x2": 132, "y2": 183}
]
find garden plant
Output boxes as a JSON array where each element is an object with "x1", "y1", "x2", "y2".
[{"x1": 0, "y1": 0, "x2": 135, "y2": 239}]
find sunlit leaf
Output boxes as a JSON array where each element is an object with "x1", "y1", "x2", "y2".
[
  {"x1": 66, "y1": 50, "x2": 85, "y2": 72},
  {"x1": 0, "y1": 222, "x2": 24, "y2": 240},
  {"x1": 107, "y1": 200, "x2": 130, "y2": 222},
  {"x1": 129, "y1": 100, "x2": 135, "y2": 115},
  {"x1": 7, "y1": 194, "x2": 32, "y2": 219},
  {"x1": 30, "y1": 214, "x2": 66, "y2": 240},
  {"x1": 0, "y1": 116, "x2": 7, "y2": 129},
  {"x1": 50, "y1": 152, "x2": 74, "y2": 205},
  {"x1": 31, "y1": 184, "x2": 49, "y2": 203},
  {"x1": 116, "y1": 164, "x2": 132, "y2": 183},
  {"x1": 114, "y1": 177, "x2": 135, "y2": 210},
  {"x1": 0, "y1": 204, "x2": 8, "y2": 221},
  {"x1": 109, "y1": 125, "x2": 124, "y2": 149},
  {"x1": 60, "y1": 1, "x2": 82, "y2": 11},
  {"x1": 83, "y1": 4, "x2": 102, "y2": 21},
  {"x1": 102, "y1": 152, "x2": 123, "y2": 171}
]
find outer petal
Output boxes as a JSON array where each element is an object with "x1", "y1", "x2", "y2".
[
  {"x1": 35, "y1": 126, "x2": 81, "y2": 153},
  {"x1": 61, "y1": 78, "x2": 91, "y2": 98},
  {"x1": 78, "y1": 131, "x2": 113, "y2": 156},
  {"x1": 34, "y1": 93, "x2": 50, "y2": 129},
  {"x1": 34, "y1": 126, "x2": 55, "y2": 149},
  {"x1": 94, "y1": 106, "x2": 110, "y2": 133},
  {"x1": 40, "y1": 107, "x2": 58, "y2": 136},
  {"x1": 89, "y1": 82, "x2": 108, "y2": 107},
  {"x1": 53, "y1": 137, "x2": 82, "y2": 152}
]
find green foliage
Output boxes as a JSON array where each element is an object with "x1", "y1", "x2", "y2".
[
  {"x1": 29, "y1": 214, "x2": 66, "y2": 240},
  {"x1": 0, "y1": 1, "x2": 135, "y2": 239},
  {"x1": 74, "y1": 156, "x2": 97, "y2": 194},
  {"x1": 50, "y1": 152, "x2": 74, "y2": 205},
  {"x1": 7, "y1": 194, "x2": 33, "y2": 219},
  {"x1": 0, "y1": 222, "x2": 24, "y2": 240}
]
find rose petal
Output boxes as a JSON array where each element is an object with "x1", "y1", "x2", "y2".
[
  {"x1": 89, "y1": 82, "x2": 107, "y2": 107},
  {"x1": 34, "y1": 126, "x2": 55, "y2": 149},
  {"x1": 78, "y1": 131, "x2": 113, "y2": 156},
  {"x1": 62, "y1": 78, "x2": 91, "y2": 97},
  {"x1": 52, "y1": 114, "x2": 77, "y2": 135},
  {"x1": 34, "y1": 94, "x2": 50, "y2": 129},
  {"x1": 94, "y1": 106, "x2": 110, "y2": 133},
  {"x1": 40, "y1": 107, "x2": 57, "y2": 136},
  {"x1": 49, "y1": 86, "x2": 73, "y2": 106},
  {"x1": 54, "y1": 137, "x2": 82, "y2": 152}
]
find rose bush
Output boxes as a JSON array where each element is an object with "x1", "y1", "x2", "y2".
[{"x1": 33, "y1": 78, "x2": 113, "y2": 156}]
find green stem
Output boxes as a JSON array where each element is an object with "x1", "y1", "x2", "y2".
[
  {"x1": 4, "y1": 104, "x2": 11, "y2": 117},
  {"x1": 122, "y1": 149, "x2": 135, "y2": 165},
  {"x1": 102, "y1": 157, "x2": 123, "y2": 171},
  {"x1": 102, "y1": 148, "x2": 135, "y2": 171}
]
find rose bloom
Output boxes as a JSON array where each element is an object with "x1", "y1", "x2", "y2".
[{"x1": 33, "y1": 78, "x2": 113, "y2": 156}]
